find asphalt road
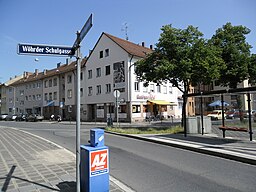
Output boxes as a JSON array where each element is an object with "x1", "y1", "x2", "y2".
[{"x1": 1, "y1": 121, "x2": 256, "y2": 192}]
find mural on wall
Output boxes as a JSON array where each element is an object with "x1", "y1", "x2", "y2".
[{"x1": 113, "y1": 61, "x2": 125, "y2": 89}]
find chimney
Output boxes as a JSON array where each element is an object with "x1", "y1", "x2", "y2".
[
  {"x1": 43, "y1": 69, "x2": 47, "y2": 75},
  {"x1": 57, "y1": 62, "x2": 61, "y2": 68},
  {"x1": 23, "y1": 71, "x2": 29, "y2": 79},
  {"x1": 66, "y1": 58, "x2": 70, "y2": 65},
  {"x1": 35, "y1": 69, "x2": 39, "y2": 76},
  {"x1": 142, "y1": 42, "x2": 145, "y2": 47},
  {"x1": 150, "y1": 45, "x2": 153, "y2": 50},
  {"x1": 10, "y1": 77, "x2": 12, "y2": 80}
]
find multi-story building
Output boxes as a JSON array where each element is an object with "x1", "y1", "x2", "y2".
[
  {"x1": 1, "y1": 33, "x2": 195, "y2": 121},
  {"x1": 82, "y1": 32, "x2": 183, "y2": 122},
  {"x1": 1, "y1": 75, "x2": 24, "y2": 114}
]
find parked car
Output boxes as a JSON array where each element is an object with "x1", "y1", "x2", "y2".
[
  {"x1": 26, "y1": 114, "x2": 44, "y2": 122},
  {"x1": 243, "y1": 110, "x2": 256, "y2": 118},
  {"x1": 207, "y1": 110, "x2": 224, "y2": 120},
  {"x1": 226, "y1": 110, "x2": 240, "y2": 119},
  {"x1": 253, "y1": 112, "x2": 256, "y2": 122},
  {"x1": 16, "y1": 114, "x2": 28, "y2": 121},
  {"x1": 0, "y1": 113, "x2": 8, "y2": 120},
  {"x1": 5, "y1": 114, "x2": 18, "y2": 121}
]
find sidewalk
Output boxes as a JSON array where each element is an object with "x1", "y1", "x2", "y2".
[
  {"x1": 106, "y1": 128, "x2": 256, "y2": 165},
  {"x1": 0, "y1": 126, "x2": 131, "y2": 192}
]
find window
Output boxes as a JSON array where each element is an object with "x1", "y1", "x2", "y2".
[
  {"x1": 49, "y1": 79, "x2": 52, "y2": 87},
  {"x1": 80, "y1": 88, "x2": 83, "y2": 97},
  {"x1": 169, "y1": 85, "x2": 173, "y2": 94},
  {"x1": 134, "y1": 82, "x2": 140, "y2": 91},
  {"x1": 33, "y1": 83, "x2": 36, "y2": 88},
  {"x1": 9, "y1": 88, "x2": 12, "y2": 93},
  {"x1": 20, "y1": 90, "x2": 24, "y2": 96},
  {"x1": 96, "y1": 68, "x2": 101, "y2": 77},
  {"x1": 163, "y1": 85, "x2": 167, "y2": 94},
  {"x1": 132, "y1": 105, "x2": 141, "y2": 113},
  {"x1": 100, "y1": 51, "x2": 103, "y2": 58},
  {"x1": 120, "y1": 105, "x2": 126, "y2": 113},
  {"x1": 25, "y1": 96, "x2": 28, "y2": 101},
  {"x1": 150, "y1": 84, "x2": 154, "y2": 92},
  {"x1": 53, "y1": 92, "x2": 57, "y2": 100},
  {"x1": 9, "y1": 98, "x2": 13, "y2": 103},
  {"x1": 157, "y1": 85, "x2": 161, "y2": 93},
  {"x1": 88, "y1": 70, "x2": 92, "y2": 79},
  {"x1": 105, "y1": 65, "x2": 110, "y2": 75},
  {"x1": 37, "y1": 82, "x2": 41, "y2": 88},
  {"x1": 96, "y1": 85, "x2": 101, "y2": 95},
  {"x1": 80, "y1": 72, "x2": 83, "y2": 81},
  {"x1": 67, "y1": 89, "x2": 72, "y2": 98},
  {"x1": 67, "y1": 75, "x2": 72, "y2": 84},
  {"x1": 53, "y1": 78, "x2": 57, "y2": 86},
  {"x1": 106, "y1": 84, "x2": 111, "y2": 93},
  {"x1": 49, "y1": 92, "x2": 53, "y2": 100},
  {"x1": 44, "y1": 80, "x2": 48, "y2": 88},
  {"x1": 231, "y1": 95, "x2": 237, "y2": 100},
  {"x1": 33, "y1": 95, "x2": 35, "y2": 100},
  {"x1": 105, "y1": 49, "x2": 109, "y2": 57},
  {"x1": 44, "y1": 93, "x2": 48, "y2": 101},
  {"x1": 37, "y1": 94, "x2": 41, "y2": 100},
  {"x1": 29, "y1": 95, "x2": 31, "y2": 101},
  {"x1": 88, "y1": 86, "x2": 93, "y2": 96},
  {"x1": 143, "y1": 84, "x2": 148, "y2": 93}
]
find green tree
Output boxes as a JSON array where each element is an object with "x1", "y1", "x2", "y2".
[
  {"x1": 248, "y1": 54, "x2": 256, "y2": 85},
  {"x1": 210, "y1": 22, "x2": 252, "y2": 120},
  {"x1": 135, "y1": 25, "x2": 224, "y2": 125},
  {"x1": 210, "y1": 22, "x2": 252, "y2": 88}
]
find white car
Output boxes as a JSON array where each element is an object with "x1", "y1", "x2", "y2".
[{"x1": 207, "y1": 110, "x2": 224, "y2": 120}]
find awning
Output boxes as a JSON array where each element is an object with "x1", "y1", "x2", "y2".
[{"x1": 147, "y1": 100, "x2": 177, "y2": 106}]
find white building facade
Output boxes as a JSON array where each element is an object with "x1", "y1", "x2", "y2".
[{"x1": 82, "y1": 33, "x2": 183, "y2": 122}]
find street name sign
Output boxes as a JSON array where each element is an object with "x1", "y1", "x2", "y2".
[
  {"x1": 73, "y1": 13, "x2": 93, "y2": 49},
  {"x1": 17, "y1": 43, "x2": 74, "y2": 56}
]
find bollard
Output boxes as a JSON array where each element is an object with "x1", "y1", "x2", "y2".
[{"x1": 80, "y1": 129, "x2": 109, "y2": 192}]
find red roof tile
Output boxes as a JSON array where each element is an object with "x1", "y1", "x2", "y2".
[{"x1": 104, "y1": 33, "x2": 153, "y2": 58}]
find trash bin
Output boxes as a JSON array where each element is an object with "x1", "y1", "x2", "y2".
[{"x1": 107, "y1": 117, "x2": 113, "y2": 127}]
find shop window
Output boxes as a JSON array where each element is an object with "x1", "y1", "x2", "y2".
[{"x1": 132, "y1": 105, "x2": 141, "y2": 113}]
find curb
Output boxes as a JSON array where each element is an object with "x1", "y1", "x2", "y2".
[{"x1": 105, "y1": 131, "x2": 256, "y2": 165}]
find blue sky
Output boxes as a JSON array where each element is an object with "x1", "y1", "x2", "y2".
[{"x1": 0, "y1": 0, "x2": 256, "y2": 83}]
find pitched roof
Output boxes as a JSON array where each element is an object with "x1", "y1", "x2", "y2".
[
  {"x1": 12, "y1": 58, "x2": 87, "y2": 85},
  {"x1": 104, "y1": 33, "x2": 153, "y2": 58}
]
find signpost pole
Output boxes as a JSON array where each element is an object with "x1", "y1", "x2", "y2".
[{"x1": 75, "y1": 31, "x2": 81, "y2": 192}]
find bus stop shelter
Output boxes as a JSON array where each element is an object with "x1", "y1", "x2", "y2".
[{"x1": 184, "y1": 86, "x2": 256, "y2": 141}]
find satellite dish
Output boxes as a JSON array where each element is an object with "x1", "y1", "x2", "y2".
[{"x1": 35, "y1": 58, "x2": 39, "y2": 62}]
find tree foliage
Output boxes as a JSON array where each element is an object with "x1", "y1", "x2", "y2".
[
  {"x1": 135, "y1": 24, "x2": 224, "y2": 94},
  {"x1": 210, "y1": 22, "x2": 252, "y2": 89}
]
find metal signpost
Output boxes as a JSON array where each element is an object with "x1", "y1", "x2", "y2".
[
  {"x1": 113, "y1": 90, "x2": 120, "y2": 128},
  {"x1": 72, "y1": 14, "x2": 93, "y2": 192},
  {"x1": 17, "y1": 14, "x2": 93, "y2": 192}
]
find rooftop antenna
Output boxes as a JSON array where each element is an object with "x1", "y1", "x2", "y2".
[{"x1": 121, "y1": 22, "x2": 129, "y2": 40}]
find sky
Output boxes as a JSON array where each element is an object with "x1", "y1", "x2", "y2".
[{"x1": 0, "y1": 0, "x2": 256, "y2": 83}]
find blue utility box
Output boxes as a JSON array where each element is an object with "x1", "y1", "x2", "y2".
[
  {"x1": 90, "y1": 129, "x2": 105, "y2": 147},
  {"x1": 81, "y1": 129, "x2": 109, "y2": 192}
]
